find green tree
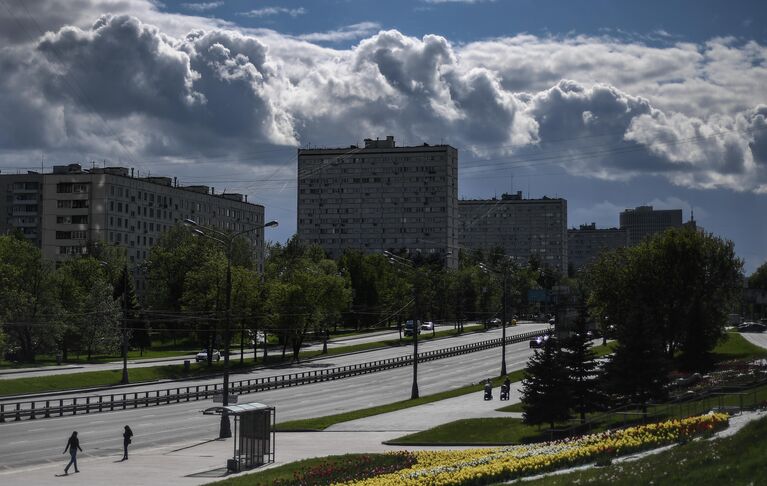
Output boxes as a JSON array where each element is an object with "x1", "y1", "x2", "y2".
[
  {"x1": 79, "y1": 279, "x2": 122, "y2": 360},
  {"x1": 520, "y1": 340, "x2": 572, "y2": 428},
  {"x1": 54, "y1": 258, "x2": 122, "y2": 360},
  {"x1": 749, "y1": 261, "x2": 767, "y2": 290},
  {"x1": 560, "y1": 305, "x2": 603, "y2": 423},
  {"x1": 588, "y1": 227, "x2": 742, "y2": 371},
  {"x1": 181, "y1": 251, "x2": 227, "y2": 365},
  {"x1": 0, "y1": 235, "x2": 62, "y2": 362},
  {"x1": 265, "y1": 238, "x2": 351, "y2": 361}
]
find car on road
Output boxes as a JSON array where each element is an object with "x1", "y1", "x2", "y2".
[
  {"x1": 529, "y1": 334, "x2": 552, "y2": 349},
  {"x1": 737, "y1": 322, "x2": 766, "y2": 333},
  {"x1": 195, "y1": 349, "x2": 221, "y2": 362},
  {"x1": 404, "y1": 320, "x2": 421, "y2": 337},
  {"x1": 489, "y1": 318, "x2": 502, "y2": 327},
  {"x1": 421, "y1": 321, "x2": 435, "y2": 331}
]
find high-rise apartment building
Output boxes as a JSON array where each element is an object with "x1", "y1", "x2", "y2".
[
  {"x1": 567, "y1": 223, "x2": 628, "y2": 271},
  {"x1": 0, "y1": 173, "x2": 43, "y2": 247},
  {"x1": 297, "y1": 136, "x2": 459, "y2": 267},
  {"x1": 458, "y1": 192, "x2": 568, "y2": 271},
  {"x1": 619, "y1": 205, "x2": 683, "y2": 246},
  {"x1": 1, "y1": 164, "x2": 268, "y2": 281}
]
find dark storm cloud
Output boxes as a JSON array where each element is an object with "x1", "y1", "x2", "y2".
[{"x1": 0, "y1": 3, "x2": 765, "y2": 192}]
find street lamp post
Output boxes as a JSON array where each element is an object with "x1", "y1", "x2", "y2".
[
  {"x1": 480, "y1": 261, "x2": 511, "y2": 377},
  {"x1": 185, "y1": 218, "x2": 278, "y2": 439},
  {"x1": 120, "y1": 265, "x2": 129, "y2": 385},
  {"x1": 384, "y1": 251, "x2": 420, "y2": 399}
]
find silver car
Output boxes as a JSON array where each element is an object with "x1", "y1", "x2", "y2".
[{"x1": 195, "y1": 349, "x2": 221, "y2": 362}]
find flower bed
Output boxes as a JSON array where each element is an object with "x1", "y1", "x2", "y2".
[
  {"x1": 342, "y1": 413, "x2": 729, "y2": 486},
  {"x1": 271, "y1": 452, "x2": 416, "y2": 485}
]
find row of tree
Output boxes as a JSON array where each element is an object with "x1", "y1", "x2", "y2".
[
  {"x1": 521, "y1": 227, "x2": 744, "y2": 427},
  {"x1": 141, "y1": 226, "x2": 557, "y2": 364},
  {"x1": 0, "y1": 233, "x2": 147, "y2": 362},
  {"x1": 1, "y1": 223, "x2": 755, "y2": 368}
]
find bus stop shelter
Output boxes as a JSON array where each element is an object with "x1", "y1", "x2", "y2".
[{"x1": 203, "y1": 402, "x2": 275, "y2": 472}]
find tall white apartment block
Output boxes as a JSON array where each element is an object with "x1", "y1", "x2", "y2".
[
  {"x1": 1, "y1": 164, "x2": 268, "y2": 280},
  {"x1": 458, "y1": 192, "x2": 568, "y2": 272},
  {"x1": 297, "y1": 136, "x2": 459, "y2": 267}
]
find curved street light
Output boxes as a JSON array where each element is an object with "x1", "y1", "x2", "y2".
[
  {"x1": 479, "y1": 260, "x2": 512, "y2": 377},
  {"x1": 185, "y1": 218, "x2": 278, "y2": 438}
]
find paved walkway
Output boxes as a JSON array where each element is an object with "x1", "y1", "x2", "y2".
[
  {"x1": 0, "y1": 386, "x2": 523, "y2": 485},
  {"x1": 739, "y1": 331, "x2": 767, "y2": 350}
]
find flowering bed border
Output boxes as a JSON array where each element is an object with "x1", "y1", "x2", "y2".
[{"x1": 342, "y1": 413, "x2": 729, "y2": 486}]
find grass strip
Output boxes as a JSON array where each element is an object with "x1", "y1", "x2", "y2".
[
  {"x1": 275, "y1": 369, "x2": 526, "y2": 431},
  {"x1": 386, "y1": 417, "x2": 555, "y2": 445},
  {"x1": 522, "y1": 414, "x2": 767, "y2": 485},
  {"x1": 712, "y1": 332, "x2": 767, "y2": 361},
  {"x1": 0, "y1": 324, "x2": 489, "y2": 397},
  {"x1": 393, "y1": 382, "x2": 767, "y2": 445}
]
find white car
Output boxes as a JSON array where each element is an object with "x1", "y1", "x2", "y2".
[
  {"x1": 421, "y1": 321, "x2": 435, "y2": 331},
  {"x1": 195, "y1": 349, "x2": 221, "y2": 362}
]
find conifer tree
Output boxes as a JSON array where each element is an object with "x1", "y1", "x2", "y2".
[
  {"x1": 520, "y1": 338, "x2": 571, "y2": 428},
  {"x1": 560, "y1": 306, "x2": 602, "y2": 423}
]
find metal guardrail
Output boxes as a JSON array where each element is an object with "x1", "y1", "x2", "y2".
[{"x1": 0, "y1": 329, "x2": 542, "y2": 423}]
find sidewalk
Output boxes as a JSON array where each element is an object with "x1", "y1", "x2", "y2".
[{"x1": 0, "y1": 386, "x2": 522, "y2": 485}]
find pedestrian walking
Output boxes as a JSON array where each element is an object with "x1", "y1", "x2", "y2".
[
  {"x1": 122, "y1": 425, "x2": 133, "y2": 460},
  {"x1": 62, "y1": 431, "x2": 82, "y2": 474}
]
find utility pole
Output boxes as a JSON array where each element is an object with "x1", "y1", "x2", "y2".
[
  {"x1": 121, "y1": 265, "x2": 129, "y2": 385},
  {"x1": 185, "y1": 218, "x2": 278, "y2": 439},
  {"x1": 501, "y1": 265, "x2": 508, "y2": 377}
]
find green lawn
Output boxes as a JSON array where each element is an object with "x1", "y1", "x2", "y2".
[
  {"x1": 395, "y1": 382, "x2": 767, "y2": 445},
  {"x1": 385, "y1": 417, "x2": 560, "y2": 445},
  {"x1": 0, "y1": 359, "x2": 263, "y2": 396},
  {"x1": 0, "y1": 344, "x2": 200, "y2": 369},
  {"x1": 712, "y1": 332, "x2": 767, "y2": 361},
  {"x1": 523, "y1": 414, "x2": 767, "y2": 485},
  {"x1": 276, "y1": 370, "x2": 527, "y2": 431}
]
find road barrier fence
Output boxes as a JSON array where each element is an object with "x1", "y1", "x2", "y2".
[{"x1": 0, "y1": 329, "x2": 542, "y2": 423}]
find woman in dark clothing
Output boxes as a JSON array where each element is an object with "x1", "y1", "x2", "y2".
[
  {"x1": 62, "y1": 431, "x2": 82, "y2": 474},
  {"x1": 122, "y1": 425, "x2": 133, "y2": 460}
]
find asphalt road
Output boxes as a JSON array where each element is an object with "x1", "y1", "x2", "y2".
[
  {"x1": 0, "y1": 324, "x2": 548, "y2": 471},
  {"x1": 0, "y1": 323, "x2": 548, "y2": 403}
]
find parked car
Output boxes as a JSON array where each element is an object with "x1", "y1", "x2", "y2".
[
  {"x1": 404, "y1": 320, "x2": 421, "y2": 337},
  {"x1": 737, "y1": 322, "x2": 766, "y2": 333},
  {"x1": 421, "y1": 321, "x2": 435, "y2": 331},
  {"x1": 195, "y1": 349, "x2": 221, "y2": 362},
  {"x1": 489, "y1": 318, "x2": 502, "y2": 327}
]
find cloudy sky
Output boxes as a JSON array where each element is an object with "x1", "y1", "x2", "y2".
[{"x1": 1, "y1": 0, "x2": 765, "y2": 272}]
